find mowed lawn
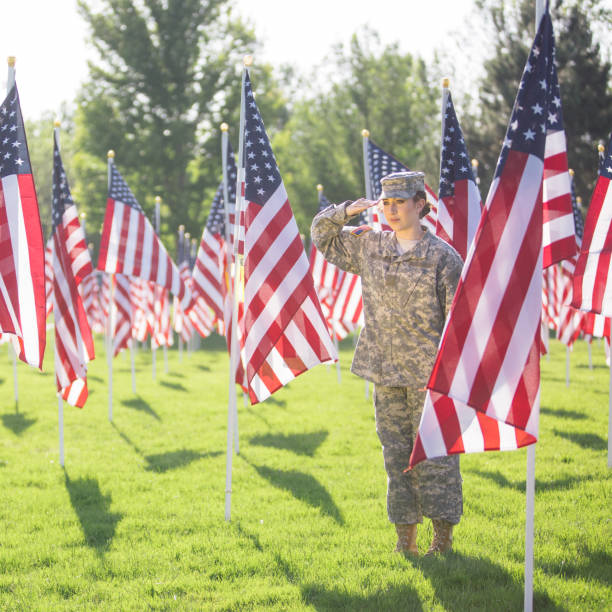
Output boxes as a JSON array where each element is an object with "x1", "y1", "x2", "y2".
[{"x1": 0, "y1": 333, "x2": 610, "y2": 610}]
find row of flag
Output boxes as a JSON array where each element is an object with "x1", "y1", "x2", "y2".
[{"x1": 1, "y1": 5, "x2": 611, "y2": 474}]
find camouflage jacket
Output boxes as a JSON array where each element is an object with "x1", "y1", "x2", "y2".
[{"x1": 311, "y1": 201, "x2": 463, "y2": 387}]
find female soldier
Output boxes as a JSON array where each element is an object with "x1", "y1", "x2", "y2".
[{"x1": 311, "y1": 171, "x2": 463, "y2": 555}]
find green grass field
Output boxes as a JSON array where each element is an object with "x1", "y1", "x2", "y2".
[{"x1": 0, "y1": 334, "x2": 610, "y2": 610}]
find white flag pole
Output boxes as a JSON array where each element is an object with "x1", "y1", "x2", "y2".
[
  {"x1": 7, "y1": 59, "x2": 18, "y2": 405},
  {"x1": 177, "y1": 224, "x2": 185, "y2": 363},
  {"x1": 441, "y1": 77, "x2": 450, "y2": 159},
  {"x1": 225, "y1": 57, "x2": 251, "y2": 521},
  {"x1": 130, "y1": 338, "x2": 136, "y2": 393},
  {"x1": 53, "y1": 121, "x2": 65, "y2": 466},
  {"x1": 221, "y1": 122, "x2": 240, "y2": 454},
  {"x1": 565, "y1": 345, "x2": 571, "y2": 387},
  {"x1": 525, "y1": 5, "x2": 545, "y2": 611},
  {"x1": 524, "y1": 7, "x2": 546, "y2": 612},
  {"x1": 106, "y1": 151, "x2": 116, "y2": 423},
  {"x1": 361, "y1": 129, "x2": 372, "y2": 401},
  {"x1": 151, "y1": 196, "x2": 162, "y2": 378}
]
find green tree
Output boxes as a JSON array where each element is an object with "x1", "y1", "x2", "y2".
[
  {"x1": 464, "y1": 0, "x2": 612, "y2": 203},
  {"x1": 73, "y1": 0, "x2": 288, "y2": 257},
  {"x1": 273, "y1": 29, "x2": 440, "y2": 235}
]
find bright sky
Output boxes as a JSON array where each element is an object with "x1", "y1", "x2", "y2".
[{"x1": 0, "y1": 0, "x2": 483, "y2": 122}]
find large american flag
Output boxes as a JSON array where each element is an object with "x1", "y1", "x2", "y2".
[
  {"x1": 571, "y1": 133, "x2": 612, "y2": 316},
  {"x1": 367, "y1": 138, "x2": 439, "y2": 232},
  {"x1": 240, "y1": 71, "x2": 337, "y2": 403},
  {"x1": 51, "y1": 132, "x2": 94, "y2": 407},
  {"x1": 0, "y1": 84, "x2": 46, "y2": 368},
  {"x1": 98, "y1": 162, "x2": 191, "y2": 305},
  {"x1": 409, "y1": 11, "x2": 560, "y2": 466},
  {"x1": 436, "y1": 90, "x2": 482, "y2": 261}
]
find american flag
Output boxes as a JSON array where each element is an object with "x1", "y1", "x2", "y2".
[
  {"x1": 192, "y1": 142, "x2": 237, "y2": 322},
  {"x1": 112, "y1": 274, "x2": 133, "y2": 356},
  {"x1": 152, "y1": 284, "x2": 173, "y2": 350},
  {"x1": 0, "y1": 84, "x2": 46, "y2": 368},
  {"x1": 174, "y1": 229, "x2": 194, "y2": 343},
  {"x1": 51, "y1": 132, "x2": 94, "y2": 407},
  {"x1": 366, "y1": 138, "x2": 439, "y2": 232},
  {"x1": 571, "y1": 133, "x2": 612, "y2": 316},
  {"x1": 542, "y1": 46, "x2": 576, "y2": 268},
  {"x1": 557, "y1": 171, "x2": 585, "y2": 346},
  {"x1": 409, "y1": 11, "x2": 560, "y2": 467},
  {"x1": 436, "y1": 90, "x2": 482, "y2": 260},
  {"x1": 97, "y1": 162, "x2": 191, "y2": 305},
  {"x1": 240, "y1": 71, "x2": 337, "y2": 403}
]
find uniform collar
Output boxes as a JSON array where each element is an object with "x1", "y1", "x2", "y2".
[{"x1": 383, "y1": 227, "x2": 432, "y2": 260}]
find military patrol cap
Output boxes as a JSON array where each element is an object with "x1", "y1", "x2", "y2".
[{"x1": 380, "y1": 171, "x2": 425, "y2": 200}]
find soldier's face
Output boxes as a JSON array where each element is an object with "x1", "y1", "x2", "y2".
[{"x1": 380, "y1": 197, "x2": 424, "y2": 232}]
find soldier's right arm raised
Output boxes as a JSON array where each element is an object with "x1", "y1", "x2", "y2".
[{"x1": 310, "y1": 199, "x2": 376, "y2": 276}]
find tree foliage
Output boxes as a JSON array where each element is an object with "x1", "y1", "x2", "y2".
[
  {"x1": 273, "y1": 29, "x2": 440, "y2": 234},
  {"x1": 73, "y1": 0, "x2": 288, "y2": 256},
  {"x1": 464, "y1": 0, "x2": 612, "y2": 204}
]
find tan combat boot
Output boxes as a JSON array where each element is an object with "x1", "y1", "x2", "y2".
[
  {"x1": 425, "y1": 519, "x2": 453, "y2": 555},
  {"x1": 394, "y1": 524, "x2": 418, "y2": 555}
]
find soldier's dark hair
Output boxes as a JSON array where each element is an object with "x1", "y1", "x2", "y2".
[{"x1": 415, "y1": 190, "x2": 430, "y2": 218}]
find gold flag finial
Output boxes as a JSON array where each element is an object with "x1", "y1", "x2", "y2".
[
  {"x1": 53, "y1": 120, "x2": 61, "y2": 128},
  {"x1": 7, "y1": 56, "x2": 15, "y2": 67},
  {"x1": 361, "y1": 129, "x2": 370, "y2": 138},
  {"x1": 471, "y1": 159, "x2": 479, "y2": 168},
  {"x1": 107, "y1": 150, "x2": 115, "y2": 159},
  {"x1": 220, "y1": 122, "x2": 229, "y2": 132},
  {"x1": 569, "y1": 168, "x2": 574, "y2": 177},
  {"x1": 598, "y1": 144, "x2": 605, "y2": 154},
  {"x1": 317, "y1": 184, "x2": 323, "y2": 192},
  {"x1": 442, "y1": 77, "x2": 450, "y2": 89},
  {"x1": 155, "y1": 196, "x2": 162, "y2": 204},
  {"x1": 244, "y1": 55, "x2": 253, "y2": 67}
]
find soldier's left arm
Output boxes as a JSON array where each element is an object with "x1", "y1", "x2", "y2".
[{"x1": 436, "y1": 248, "x2": 463, "y2": 319}]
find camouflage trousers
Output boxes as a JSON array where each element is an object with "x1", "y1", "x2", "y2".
[{"x1": 374, "y1": 385, "x2": 463, "y2": 525}]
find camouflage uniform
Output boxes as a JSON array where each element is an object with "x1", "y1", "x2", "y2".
[{"x1": 311, "y1": 201, "x2": 463, "y2": 525}]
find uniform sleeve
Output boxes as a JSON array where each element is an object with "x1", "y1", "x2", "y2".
[
  {"x1": 436, "y1": 248, "x2": 463, "y2": 320},
  {"x1": 310, "y1": 201, "x2": 365, "y2": 276}
]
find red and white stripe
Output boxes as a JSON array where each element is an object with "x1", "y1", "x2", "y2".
[
  {"x1": 436, "y1": 178, "x2": 482, "y2": 261},
  {"x1": 571, "y1": 149, "x2": 612, "y2": 316},
  {"x1": 112, "y1": 274, "x2": 133, "y2": 356},
  {"x1": 188, "y1": 296, "x2": 215, "y2": 338},
  {"x1": 52, "y1": 205, "x2": 95, "y2": 407},
  {"x1": 243, "y1": 181, "x2": 337, "y2": 403},
  {"x1": 192, "y1": 227, "x2": 225, "y2": 321},
  {"x1": 542, "y1": 129, "x2": 576, "y2": 268},
  {"x1": 152, "y1": 285, "x2": 172, "y2": 349},
  {"x1": 0, "y1": 171, "x2": 46, "y2": 369}
]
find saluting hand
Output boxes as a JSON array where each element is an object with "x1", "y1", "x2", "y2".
[{"x1": 345, "y1": 198, "x2": 379, "y2": 218}]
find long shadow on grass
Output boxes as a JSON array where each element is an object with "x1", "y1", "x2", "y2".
[
  {"x1": 1, "y1": 407, "x2": 36, "y2": 435},
  {"x1": 553, "y1": 429, "x2": 607, "y2": 451},
  {"x1": 261, "y1": 396, "x2": 287, "y2": 408},
  {"x1": 249, "y1": 430, "x2": 328, "y2": 457},
  {"x1": 145, "y1": 449, "x2": 222, "y2": 473},
  {"x1": 540, "y1": 550, "x2": 612, "y2": 587},
  {"x1": 159, "y1": 380, "x2": 187, "y2": 392},
  {"x1": 419, "y1": 552, "x2": 561, "y2": 611},
  {"x1": 234, "y1": 523, "x2": 423, "y2": 610},
  {"x1": 468, "y1": 468, "x2": 595, "y2": 492},
  {"x1": 540, "y1": 407, "x2": 587, "y2": 420},
  {"x1": 111, "y1": 423, "x2": 220, "y2": 472},
  {"x1": 122, "y1": 396, "x2": 161, "y2": 421},
  {"x1": 247, "y1": 460, "x2": 344, "y2": 525},
  {"x1": 64, "y1": 471, "x2": 122, "y2": 555}
]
